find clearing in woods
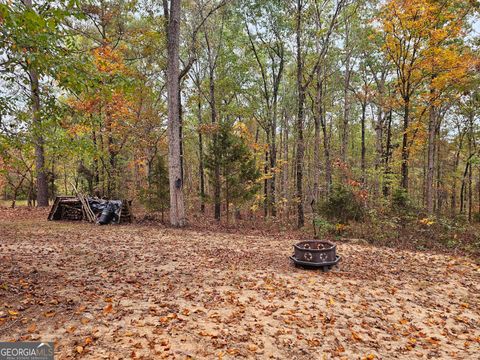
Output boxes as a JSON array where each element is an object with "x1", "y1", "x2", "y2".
[{"x1": 0, "y1": 208, "x2": 479, "y2": 359}]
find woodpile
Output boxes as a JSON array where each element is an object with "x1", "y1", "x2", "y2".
[{"x1": 48, "y1": 196, "x2": 133, "y2": 224}]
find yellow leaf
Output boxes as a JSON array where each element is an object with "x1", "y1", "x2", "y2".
[{"x1": 76, "y1": 346, "x2": 84, "y2": 354}]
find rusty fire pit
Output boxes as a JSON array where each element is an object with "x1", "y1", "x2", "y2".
[{"x1": 290, "y1": 240, "x2": 341, "y2": 271}]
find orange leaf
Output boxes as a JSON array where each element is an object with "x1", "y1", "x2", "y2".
[
  {"x1": 27, "y1": 323, "x2": 37, "y2": 333},
  {"x1": 103, "y1": 304, "x2": 113, "y2": 314}
]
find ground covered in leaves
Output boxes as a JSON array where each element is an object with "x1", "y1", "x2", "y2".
[{"x1": 0, "y1": 208, "x2": 479, "y2": 359}]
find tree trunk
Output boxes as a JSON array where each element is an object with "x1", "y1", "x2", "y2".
[
  {"x1": 25, "y1": 0, "x2": 47, "y2": 208},
  {"x1": 425, "y1": 103, "x2": 436, "y2": 214},
  {"x1": 295, "y1": 0, "x2": 305, "y2": 228},
  {"x1": 400, "y1": 98, "x2": 410, "y2": 190},
  {"x1": 197, "y1": 93, "x2": 205, "y2": 213},
  {"x1": 29, "y1": 68, "x2": 48, "y2": 206},
  {"x1": 383, "y1": 110, "x2": 393, "y2": 196},
  {"x1": 341, "y1": 23, "x2": 351, "y2": 163},
  {"x1": 313, "y1": 97, "x2": 321, "y2": 203},
  {"x1": 451, "y1": 141, "x2": 462, "y2": 215},
  {"x1": 282, "y1": 113, "x2": 289, "y2": 215},
  {"x1": 166, "y1": 0, "x2": 186, "y2": 227},
  {"x1": 209, "y1": 63, "x2": 221, "y2": 221},
  {"x1": 179, "y1": 88, "x2": 184, "y2": 181},
  {"x1": 360, "y1": 102, "x2": 366, "y2": 183},
  {"x1": 270, "y1": 96, "x2": 278, "y2": 217},
  {"x1": 264, "y1": 139, "x2": 269, "y2": 218}
]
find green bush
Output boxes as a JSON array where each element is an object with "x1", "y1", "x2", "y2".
[
  {"x1": 318, "y1": 185, "x2": 365, "y2": 223},
  {"x1": 472, "y1": 212, "x2": 480, "y2": 223},
  {"x1": 313, "y1": 217, "x2": 334, "y2": 238},
  {"x1": 391, "y1": 188, "x2": 410, "y2": 209}
]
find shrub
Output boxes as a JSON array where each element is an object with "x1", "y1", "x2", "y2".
[
  {"x1": 472, "y1": 212, "x2": 480, "y2": 223},
  {"x1": 318, "y1": 185, "x2": 365, "y2": 223},
  {"x1": 313, "y1": 217, "x2": 334, "y2": 238},
  {"x1": 391, "y1": 188, "x2": 410, "y2": 209}
]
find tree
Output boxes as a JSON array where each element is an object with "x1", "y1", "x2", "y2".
[
  {"x1": 0, "y1": 0, "x2": 78, "y2": 206},
  {"x1": 164, "y1": 0, "x2": 186, "y2": 227},
  {"x1": 205, "y1": 121, "x2": 261, "y2": 221}
]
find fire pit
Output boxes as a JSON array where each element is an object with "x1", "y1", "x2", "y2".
[{"x1": 290, "y1": 240, "x2": 341, "y2": 271}]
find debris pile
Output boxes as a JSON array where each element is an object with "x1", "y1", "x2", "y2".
[{"x1": 48, "y1": 196, "x2": 132, "y2": 224}]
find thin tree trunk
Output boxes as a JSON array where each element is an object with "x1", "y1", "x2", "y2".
[
  {"x1": 400, "y1": 98, "x2": 410, "y2": 190},
  {"x1": 210, "y1": 63, "x2": 221, "y2": 221},
  {"x1": 341, "y1": 24, "x2": 351, "y2": 163},
  {"x1": 361, "y1": 102, "x2": 366, "y2": 183},
  {"x1": 295, "y1": 0, "x2": 305, "y2": 228},
  {"x1": 383, "y1": 110, "x2": 393, "y2": 196},
  {"x1": 197, "y1": 93, "x2": 205, "y2": 213},
  {"x1": 282, "y1": 113, "x2": 289, "y2": 215},
  {"x1": 264, "y1": 138, "x2": 269, "y2": 218},
  {"x1": 179, "y1": 88, "x2": 184, "y2": 181},
  {"x1": 313, "y1": 94, "x2": 321, "y2": 203},
  {"x1": 426, "y1": 86, "x2": 436, "y2": 214},
  {"x1": 166, "y1": 0, "x2": 186, "y2": 227},
  {"x1": 29, "y1": 68, "x2": 48, "y2": 206},
  {"x1": 270, "y1": 97, "x2": 278, "y2": 217}
]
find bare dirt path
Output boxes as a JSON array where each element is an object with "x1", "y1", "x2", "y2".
[{"x1": 0, "y1": 209, "x2": 479, "y2": 359}]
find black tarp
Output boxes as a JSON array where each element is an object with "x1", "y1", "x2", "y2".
[{"x1": 88, "y1": 198, "x2": 123, "y2": 225}]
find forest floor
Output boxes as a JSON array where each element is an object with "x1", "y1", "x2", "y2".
[{"x1": 0, "y1": 207, "x2": 479, "y2": 359}]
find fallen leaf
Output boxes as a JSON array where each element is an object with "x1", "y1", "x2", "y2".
[{"x1": 27, "y1": 323, "x2": 37, "y2": 333}]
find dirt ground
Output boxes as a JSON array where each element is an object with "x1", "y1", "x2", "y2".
[{"x1": 0, "y1": 208, "x2": 479, "y2": 359}]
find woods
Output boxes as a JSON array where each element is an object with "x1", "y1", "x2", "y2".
[
  {"x1": 0, "y1": 0, "x2": 479, "y2": 227},
  {"x1": 1, "y1": 1, "x2": 480, "y2": 358}
]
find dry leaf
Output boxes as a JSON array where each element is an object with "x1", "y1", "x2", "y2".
[{"x1": 103, "y1": 304, "x2": 113, "y2": 314}]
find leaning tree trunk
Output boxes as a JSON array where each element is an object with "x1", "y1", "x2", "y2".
[{"x1": 166, "y1": 0, "x2": 186, "y2": 227}]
